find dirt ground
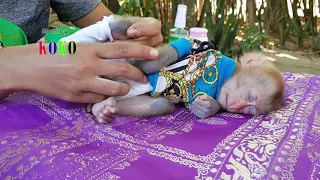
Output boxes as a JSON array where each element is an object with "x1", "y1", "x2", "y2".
[{"x1": 262, "y1": 47, "x2": 320, "y2": 75}]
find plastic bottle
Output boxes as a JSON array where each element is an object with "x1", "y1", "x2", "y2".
[
  {"x1": 189, "y1": 27, "x2": 208, "y2": 48},
  {"x1": 189, "y1": 27, "x2": 208, "y2": 41},
  {"x1": 169, "y1": 4, "x2": 189, "y2": 42}
]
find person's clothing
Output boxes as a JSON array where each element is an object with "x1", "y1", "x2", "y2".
[
  {"x1": 0, "y1": 17, "x2": 28, "y2": 48},
  {"x1": 147, "y1": 38, "x2": 236, "y2": 108},
  {"x1": 0, "y1": 0, "x2": 101, "y2": 43}
]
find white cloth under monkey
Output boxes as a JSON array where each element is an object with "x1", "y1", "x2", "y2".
[{"x1": 59, "y1": 15, "x2": 154, "y2": 101}]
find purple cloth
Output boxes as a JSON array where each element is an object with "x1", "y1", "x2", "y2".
[{"x1": 0, "y1": 72, "x2": 319, "y2": 179}]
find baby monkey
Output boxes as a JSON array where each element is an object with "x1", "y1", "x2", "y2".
[
  {"x1": 91, "y1": 47, "x2": 285, "y2": 123},
  {"x1": 59, "y1": 15, "x2": 285, "y2": 123}
]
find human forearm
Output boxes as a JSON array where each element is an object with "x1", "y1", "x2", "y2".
[{"x1": 0, "y1": 45, "x2": 34, "y2": 99}]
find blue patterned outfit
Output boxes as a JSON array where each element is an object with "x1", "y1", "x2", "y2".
[{"x1": 147, "y1": 38, "x2": 236, "y2": 108}]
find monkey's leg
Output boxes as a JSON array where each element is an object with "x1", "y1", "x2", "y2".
[
  {"x1": 133, "y1": 45, "x2": 179, "y2": 74},
  {"x1": 116, "y1": 95, "x2": 175, "y2": 117},
  {"x1": 91, "y1": 95, "x2": 175, "y2": 123}
]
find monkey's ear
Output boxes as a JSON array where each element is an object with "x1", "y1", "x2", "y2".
[{"x1": 239, "y1": 52, "x2": 268, "y2": 67}]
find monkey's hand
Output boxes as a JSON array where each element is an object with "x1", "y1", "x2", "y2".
[
  {"x1": 92, "y1": 97, "x2": 119, "y2": 123},
  {"x1": 191, "y1": 95, "x2": 221, "y2": 119}
]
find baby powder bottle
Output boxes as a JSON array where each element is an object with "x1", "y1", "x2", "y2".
[
  {"x1": 189, "y1": 27, "x2": 208, "y2": 41},
  {"x1": 189, "y1": 27, "x2": 208, "y2": 48},
  {"x1": 169, "y1": 4, "x2": 189, "y2": 42}
]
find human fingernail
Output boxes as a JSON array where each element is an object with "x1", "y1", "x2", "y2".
[
  {"x1": 143, "y1": 75, "x2": 148, "y2": 83},
  {"x1": 128, "y1": 28, "x2": 134, "y2": 35},
  {"x1": 128, "y1": 28, "x2": 137, "y2": 36},
  {"x1": 150, "y1": 49, "x2": 159, "y2": 57}
]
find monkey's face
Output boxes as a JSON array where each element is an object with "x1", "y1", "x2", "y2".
[{"x1": 218, "y1": 64, "x2": 284, "y2": 115}]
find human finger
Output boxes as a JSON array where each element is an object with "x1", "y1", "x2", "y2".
[
  {"x1": 88, "y1": 77, "x2": 131, "y2": 97},
  {"x1": 127, "y1": 18, "x2": 162, "y2": 38},
  {"x1": 114, "y1": 34, "x2": 163, "y2": 48},
  {"x1": 95, "y1": 42, "x2": 159, "y2": 60},
  {"x1": 97, "y1": 60, "x2": 147, "y2": 83},
  {"x1": 66, "y1": 92, "x2": 106, "y2": 104}
]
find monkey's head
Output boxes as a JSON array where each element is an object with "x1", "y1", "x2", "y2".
[{"x1": 217, "y1": 52, "x2": 284, "y2": 115}]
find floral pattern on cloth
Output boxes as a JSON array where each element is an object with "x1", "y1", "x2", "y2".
[{"x1": 0, "y1": 72, "x2": 319, "y2": 180}]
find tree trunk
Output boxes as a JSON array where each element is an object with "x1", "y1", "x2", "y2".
[
  {"x1": 186, "y1": 0, "x2": 197, "y2": 28},
  {"x1": 278, "y1": 0, "x2": 290, "y2": 46},
  {"x1": 292, "y1": 0, "x2": 304, "y2": 47},
  {"x1": 247, "y1": 0, "x2": 257, "y2": 25},
  {"x1": 197, "y1": 0, "x2": 206, "y2": 27}
]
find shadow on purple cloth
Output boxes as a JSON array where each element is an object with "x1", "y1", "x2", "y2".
[{"x1": 0, "y1": 72, "x2": 319, "y2": 179}]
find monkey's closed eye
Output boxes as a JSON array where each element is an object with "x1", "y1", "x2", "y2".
[{"x1": 246, "y1": 59, "x2": 253, "y2": 65}]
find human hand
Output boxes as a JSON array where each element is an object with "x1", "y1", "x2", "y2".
[
  {"x1": 191, "y1": 95, "x2": 221, "y2": 119},
  {"x1": 0, "y1": 42, "x2": 158, "y2": 103},
  {"x1": 109, "y1": 15, "x2": 163, "y2": 47}
]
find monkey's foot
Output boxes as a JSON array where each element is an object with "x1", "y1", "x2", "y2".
[{"x1": 92, "y1": 97, "x2": 118, "y2": 123}]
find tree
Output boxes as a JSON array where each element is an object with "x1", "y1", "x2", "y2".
[{"x1": 247, "y1": 0, "x2": 257, "y2": 25}]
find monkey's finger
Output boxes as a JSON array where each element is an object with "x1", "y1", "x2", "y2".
[
  {"x1": 191, "y1": 103, "x2": 205, "y2": 114},
  {"x1": 199, "y1": 101, "x2": 214, "y2": 109},
  {"x1": 96, "y1": 42, "x2": 159, "y2": 60},
  {"x1": 88, "y1": 77, "x2": 131, "y2": 97},
  {"x1": 191, "y1": 107, "x2": 206, "y2": 119},
  {"x1": 192, "y1": 103, "x2": 211, "y2": 115},
  {"x1": 193, "y1": 100, "x2": 211, "y2": 109},
  {"x1": 102, "y1": 106, "x2": 118, "y2": 115},
  {"x1": 97, "y1": 107, "x2": 117, "y2": 123},
  {"x1": 96, "y1": 117, "x2": 113, "y2": 124},
  {"x1": 199, "y1": 95, "x2": 214, "y2": 101},
  {"x1": 127, "y1": 18, "x2": 162, "y2": 38}
]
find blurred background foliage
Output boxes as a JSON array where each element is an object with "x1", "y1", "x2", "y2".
[{"x1": 102, "y1": 0, "x2": 320, "y2": 58}]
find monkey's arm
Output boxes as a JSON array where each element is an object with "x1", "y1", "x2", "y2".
[
  {"x1": 133, "y1": 38, "x2": 192, "y2": 74},
  {"x1": 191, "y1": 95, "x2": 221, "y2": 119}
]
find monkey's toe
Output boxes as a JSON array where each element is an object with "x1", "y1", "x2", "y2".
[{"x1": 95, "y1": 106, "x2": 118, "y2": 123}]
